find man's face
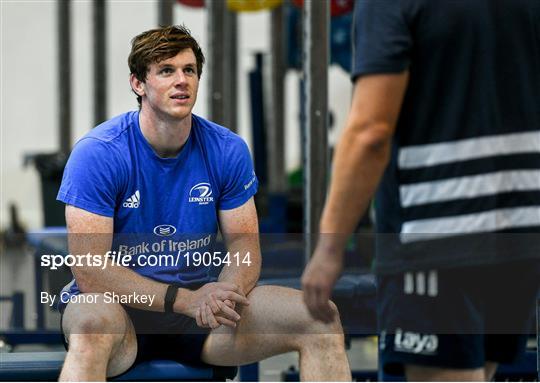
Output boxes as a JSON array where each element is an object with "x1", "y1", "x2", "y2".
[{"x1": 135, "y1": 49, "x2": 199, "y2": 121}]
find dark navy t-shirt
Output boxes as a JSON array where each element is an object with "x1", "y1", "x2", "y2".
[
  {"x1": 352, "y1": 0, "x2": 540, "y2": 273},
  {"x1": 57, "y1": 111, "x2": 258, "y2": 299}
]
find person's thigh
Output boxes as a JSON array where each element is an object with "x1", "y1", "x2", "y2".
[
  {"x1": 201, "y1": 285, "x2": 342, "y2": 366},
  {"x1": 62, "y1": 293, "x2": 137, "y2": 377}
]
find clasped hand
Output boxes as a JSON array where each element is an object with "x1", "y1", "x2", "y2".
[{"x1": 187, "y1": 282, "x2": 249, "y2": 329}]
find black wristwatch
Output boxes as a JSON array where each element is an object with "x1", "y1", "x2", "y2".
[{"x1": 164, "y1": 285, "x2": 179, "y2": 313}]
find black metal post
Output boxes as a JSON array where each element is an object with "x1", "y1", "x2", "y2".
[
  {"x1": 93, "y1": 0, "x2": 107, "y2": 125},
  {"x1": 302, "y1": 0, "x2": 329, "y2": 262},
  {"x1": 159, "y1": 0, "x2": 174, "y2": 26},
  {"x1": 58, "y1": 0, "x2": 71, "y2": 153}
]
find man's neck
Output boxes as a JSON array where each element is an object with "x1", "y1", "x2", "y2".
[{"x1": 138, "y1": 108, "x2": 191, "y2": 158}]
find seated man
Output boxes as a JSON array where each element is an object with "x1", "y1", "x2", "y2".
[{"x1": 56, "y1": 25, "x2": 351, "y2": 381}]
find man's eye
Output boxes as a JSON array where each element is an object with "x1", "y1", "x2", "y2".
[
  {"x1": 160, "y1": 68, "x2": 173, "y2": 74},
  {"x1": 185, "y1": 67, "x2": 195, "y2": 74}
]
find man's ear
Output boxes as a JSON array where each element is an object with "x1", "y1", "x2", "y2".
[{"x1": 129, "y1": 73, "x2": 145, "y2": 97}]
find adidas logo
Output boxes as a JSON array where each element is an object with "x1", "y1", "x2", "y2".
[{"x1": 123, "y1": 190, "x2": 140, "y2": 208}]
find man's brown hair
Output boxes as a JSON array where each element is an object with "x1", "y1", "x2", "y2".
[{"x1": 128, "y1": 25, "x2": 205, "y2": 106}]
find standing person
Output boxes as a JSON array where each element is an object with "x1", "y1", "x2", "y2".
[
  {"x1": 302, "y1": 0, "x2": 540, "y2": 381},
  {"x1": 57, "y1": 25, "x2": 351, "y2": 381}
]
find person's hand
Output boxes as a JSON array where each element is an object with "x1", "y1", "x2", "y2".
[
  {"x1": 176, "y1": 282, "x2": 249, "y2": 329},
  {"x1": 198, "y1": 286, "x2": 243, "y2": 329},
  {"x1": 196, "y1": 297, "x2": 239, "y2": 329},
  {"x1": 301, "y1": 246, "x2": 343, "y2": 323}
]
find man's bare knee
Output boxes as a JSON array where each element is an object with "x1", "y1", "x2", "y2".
[
  {"x1": 306, "y1": 300, "x2": 343, "y2": 333},
  {"x1": 62, "y1": 298, "x2": 130, "y2": 360},
  {"x1": 66, "y1": 312, "x2": 127, "y2": 356},
  {"x1": 62, "y1": 301, "x2": 136, "y2": 379},
  {"x1": 484, "y1": 361, "x2": 498, "y2": 381},
  {"x1": 70, "y1": 312, "x2": 125, "y2": 334},
  {"x1": 63, "y1": 298, "x2": 128, "y2": 335},
  {"x1": 327, "y1": 300, "x2": 342, "y2": 325},
  {"x1": 294, "y1": 300, "x2": 345, "y2": 351},
  {"x1": 67, "y1": 332, "x2": 119, "y2": 354}
]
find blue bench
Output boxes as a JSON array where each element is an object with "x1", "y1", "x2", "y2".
[
  {"x1": 0, "y1": 352, "x2": 237, "y2": 381},
  {"x1": 258, "y1": 273, "x2": 377, "y2": 335}
]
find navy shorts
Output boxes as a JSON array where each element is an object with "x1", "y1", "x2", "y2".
[
  {"x1": 377, "y1": 259, "x2": 540, "y2": 375},
  {"x1": 123, "y1": 306, "x2": 211, "y2": 365},
  {"x1": 61, "y1": 304, "x2": 212, "y2": 378}
]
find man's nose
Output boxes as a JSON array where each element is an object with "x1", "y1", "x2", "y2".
[{"x1": 174, "y1": 70, "x2": 188, "y2": 86}]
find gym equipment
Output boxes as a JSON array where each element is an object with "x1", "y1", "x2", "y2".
[
  {"x1": 0, "y1": 228, "x2": 66, "y2": 347},
  {"x1": 292, "y1": 0, "x2": 354, "y2": 17},
  {"x1": 227, "y1": 0, "x2": 282, "y2": 12},
  {"x1": 301, "y1": 1, "x2": 329, "y2": 260},
  {"x1": 286, "y1": 2, "x2": 353, "y2": 72},
  {"x1": 26, "y1": 227, "x2": 69, "y2": 332},
  {"x1": 177, "y1": 0, "x2": 205, "y2": 7},
  {"x1": 249, "y1": 53, "x2": 268, "y2": 188},
  {"x1": 0, "y1": 292, "x2": 24, "y2": 329},
  {"x1": 0, "y1": 352, "x2": 237, "y2": 381},
  {"x1": 24, "y1": 153, "x2": 67, "y2": 227},
  {"x1": 207, "y1": 0, "x2": 238, "y2": 133},
  {"x1": 0, "y1": 292, "x2": 61, "y2": 349}
]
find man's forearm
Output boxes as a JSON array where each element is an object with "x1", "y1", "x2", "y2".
[
  {"x1": 319, "y1": 124, "x2": 391, "y2": 252},
  {"x1": 218, "y1": 235, "x2": 261, "y2": 295}
]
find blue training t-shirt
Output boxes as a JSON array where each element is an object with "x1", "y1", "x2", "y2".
[{"x1": 57, "y1": 111, "x2": 258, "y2": 300}]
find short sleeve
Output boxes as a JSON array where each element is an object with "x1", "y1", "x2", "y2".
[
  {"x1": 352, "y1": 0, "x2": 412, "y2": 80},
  {"x1": 218, "y1": 135, "x2": 258, "y2": 210},
  {"x1": 57, "y1": 138, "x2": 122, "y2": 217}
]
